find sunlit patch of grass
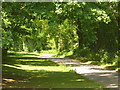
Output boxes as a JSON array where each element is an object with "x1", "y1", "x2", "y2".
[
  {"x1": 87, "y1": 61, "x2": 100, "y2": 65},
  {"x1": 7, "y1": 51, "x2": 40, "y2": 58},
  {"x1": 8, "y1": 51, "x2": 39, "y2": 55},
  {"x1": 71, "y1": 79, "x2": 85, "y2": 82},
  {"x1": 3, "y1": 64, "x2": 70, "y2": 72},
  {"x1": 40, "y1": 49, "x2": 57, "y2": 54},
  {"x1": 100, "y1": 63, "x2": 119, "y2": 71}
]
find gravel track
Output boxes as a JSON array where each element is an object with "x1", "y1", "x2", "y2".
[{"x1": 40, "y1": 54, "x2": 119, "y2": 88}]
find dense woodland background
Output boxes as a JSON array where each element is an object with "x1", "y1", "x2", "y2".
[{"x1": 1, "y1": 2, "x2": 120, "y2": 67}]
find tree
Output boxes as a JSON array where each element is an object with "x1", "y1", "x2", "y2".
[{"x1": 2, "y1": 2, "x2": 119, "y2": 64}]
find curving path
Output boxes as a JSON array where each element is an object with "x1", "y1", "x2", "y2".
[{"x1": 40, "y1": 54, "x2": 119, "y2": 88}]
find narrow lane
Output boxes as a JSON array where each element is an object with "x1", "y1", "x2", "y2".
[{"x1": 40, "y1": 54, "x2": 119, "y2": 88}]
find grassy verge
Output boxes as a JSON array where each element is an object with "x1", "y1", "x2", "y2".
[
  {"x1": 2, "y1": 52, "x2": 105, "y2": 88},
  {"x1": 40, "y1": 49, "x2": 58, "y2": 55},
  {"x1": 65, "y1": 54, "x2": 119, "y2": 72}
]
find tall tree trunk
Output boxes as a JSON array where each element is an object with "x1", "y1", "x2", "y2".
[
  {"x1": 54, "y1": 37, "x2": 58, "y2": 50},
  {"x1": 95, "y1": 28, "x2": 101, "y2": 52},
  {"x1": 118, "y1": 2, "x2": 120, "y2": 52},
  {"x1": 118, "y1": 27, "x2": 120, "y2": 52},
  {"x1": 2, "y1": 48, "x2": 8, "y2": 59}
]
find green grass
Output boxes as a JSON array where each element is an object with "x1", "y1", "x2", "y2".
[
  {"x1": 40, "y1": 49, "x2": 58, "y2": 54},
  {"x1": 2, "y1": 52, "x2": 105, "y2": 88},
  {"x1": 65, "y1": 54, "x2": 119, "y2": 71},
  {"x1": 8, "y1": 51, "x2": 40, "y2": 56}
]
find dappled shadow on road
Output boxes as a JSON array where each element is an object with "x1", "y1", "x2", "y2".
[
  {"x1": 83, "y1": 72, "x2": 118, "y2": 88},
  {"x1": 71, "y1": 65, "x2": 118, "y2": 88}
]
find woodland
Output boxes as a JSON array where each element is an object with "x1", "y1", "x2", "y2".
[
  {"x1": 2, "y1": 2, "x2": 120, "y2": 66},
  {"x1": 1, "y1": 2, "x2": 120, "y2": 88}
]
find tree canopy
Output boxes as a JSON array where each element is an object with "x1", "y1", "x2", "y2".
[{"x1": 2, "y1": 2, "x2": 119, "y2": 64}]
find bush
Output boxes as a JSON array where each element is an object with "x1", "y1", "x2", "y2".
[{"x1": 73, "y1": 47, "x2": 91, "y2": 57}]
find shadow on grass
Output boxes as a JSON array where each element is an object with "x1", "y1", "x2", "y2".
[
  {"x1": 4, "y1": 56, "x2": 65, "y2": 66},
  {"x1": 105, "y1": 65, "x2": 118, "y2": 70},
  {"x1": 2, "y1": 64, "x2": 104, "y2": 88},
  {"x1": 8, "y1": 52, "x2": 39, "y2": 56},
  {"x1": 20, "y1": 60, "x2": 59, "y2": 66},
  {"x1": 2, "y1": 54, "x2": 105, "y2": 88},
  {"x1": 2, "y1": 53, "x2": 104, "y2": 88},
  {"x1": 9, "y1": 56, "x2": 65, "y2": 60},
  {"x1": 3, "y1": 59, "x2": 59, "y2": 66},
  {"x1": 3, "y1": 57, "x2": 59, "y2": 66}
]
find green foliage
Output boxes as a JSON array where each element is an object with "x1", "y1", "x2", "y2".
[
  {"x1": 2, "y1": 30, "x2": 13, "y2": 49},
  {"x1": 2, "y1": 2, "x2": 119, "y2": 66}
]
